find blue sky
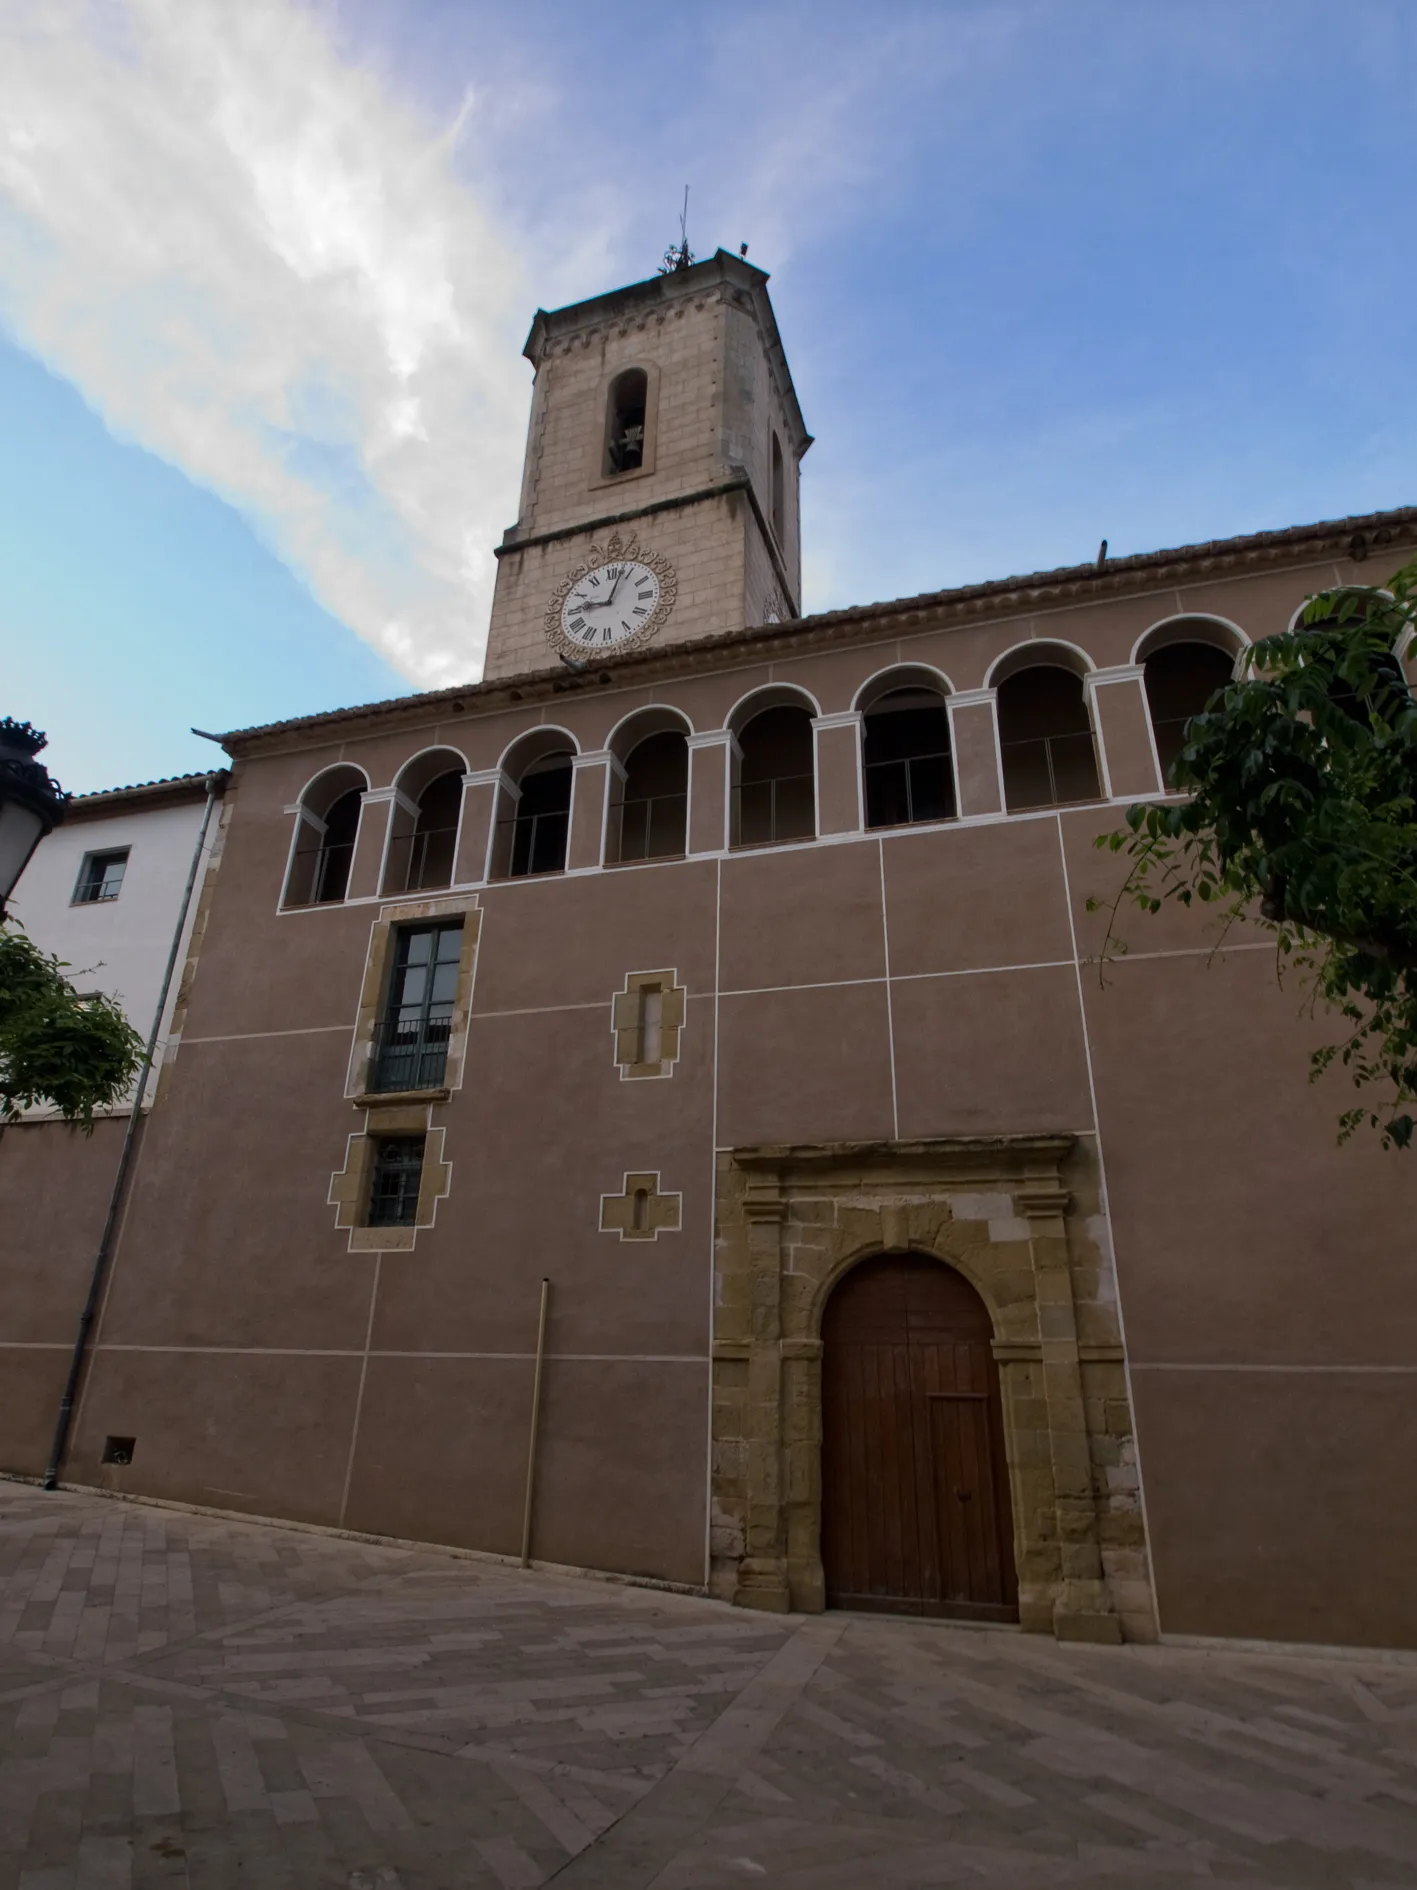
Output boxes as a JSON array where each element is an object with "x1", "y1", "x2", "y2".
[{"x1": 2, "y1": 0, "x2": 1414, "y2": 792}]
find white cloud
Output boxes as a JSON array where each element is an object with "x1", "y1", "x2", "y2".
[{"x1": 0, "y1": 0, "x2": 530, "y2": 686}]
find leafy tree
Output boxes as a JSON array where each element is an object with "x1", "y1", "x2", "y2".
[
  {"x1": 0, "y1": 923, "x2": 145, "y2": 1129},
  {"x1": 1095, "y1": 559, "x2": 1417, "y2": 1148}
]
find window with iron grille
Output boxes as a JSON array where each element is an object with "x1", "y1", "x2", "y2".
[
  {"x1": 73, "y1": 848, "x2": 129, "y2": 905},
  {"x1": 367, "y1": 1136, "x2": 425, "y2": 1227},
  {"x1": 371, "y1": 921, "x2": 462, "y2": 1092}
]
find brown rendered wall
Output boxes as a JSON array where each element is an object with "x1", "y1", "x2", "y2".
[{"x1": 4, "y1": 540, "x2": 1416, "y2": 1645}]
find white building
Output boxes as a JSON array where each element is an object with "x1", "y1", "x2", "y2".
[{"x1": 9, "y1": 772, "x2": 226, "y2": 1112}]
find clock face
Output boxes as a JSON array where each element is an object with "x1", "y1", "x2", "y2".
[
  {"x1": 559, "y1": 559, "x2": 661, "y2": 651},
  {"x1": 545, "y1": 533, "x2": 678, "y2": 661}
]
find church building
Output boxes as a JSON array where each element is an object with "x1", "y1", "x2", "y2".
[{"x1": 4, "y1": 249, "x2": 1416, "y2": 1652}]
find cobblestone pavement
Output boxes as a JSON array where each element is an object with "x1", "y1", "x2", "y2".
[{"x1": 4, "y1": 1488, "x2": 1417, "y2": 1887}]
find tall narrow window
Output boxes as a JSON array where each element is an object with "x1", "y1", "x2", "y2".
[
  {"x1": 368, "y1": 1137, "x2": 425, "y2": 1227},
  {"x1": 73, "y1": 848, "x2": 129, "y2": 905},
  {"x1": 770, "y1": 431, "x2": 785, "y2": 544},
  {"x1": 604, "y1": 369, "x2": 648, "y2": 475},
  {"x1": 637, "y1": 984, "x2": 664, "y2": 1065},
  {"x1": 611, "y1": 970, "x2": 686, "y2": 1078},
  {"x1": 371, "y1": 922, "x2": 462, "y2": 1093}
]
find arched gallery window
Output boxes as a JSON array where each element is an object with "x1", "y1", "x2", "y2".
[
  {"x1": 282, "y1": 765, "x2": 365, "y2": 908},
  {"x1": 996, "y1": 663, "x2": 1100, "y2": 812},
  {"x1": 1143, "y1": 643, "x2": 1235, "y2": 781},
  {"x1": 492, "y1": 738, "x2": 575, "y2": 879},
  {"x1": 607, "y1": 716, "x2": 689, "y2": 863},
  {"x1": 382, "y1": 750, "x2": 466, "y2": 896},
  {"x1": 770, "y1": 431, "x2": 785, "y2": 543},
  {"x1": 861, "y1": 680, "x2": 955, "y2": 829},
  {"x1": 1292, "y1": 590, "x2": 1410, "y2": 727},
  {"x1": 604, "y1": 369, "x2": 648, "y2": 476},
  {"x1": 731, "y1": 699, "x2": 817, "y2": 848}
]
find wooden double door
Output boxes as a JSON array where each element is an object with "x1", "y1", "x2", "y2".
[{"x1": 821, "y1": 1254, "x2": 1018, "y2": 1620}]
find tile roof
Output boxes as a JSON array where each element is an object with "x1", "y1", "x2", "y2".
[
  {"x1": 67, "y1": 770, "x2": 228, "y2": 817},
  {"x1": 207, "y1": 501, "x2": 1415, "y2": 751}
]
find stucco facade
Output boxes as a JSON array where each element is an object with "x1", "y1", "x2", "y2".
[{"x1": 7, "y1": 773, "x2": 223, "y2": 1111}]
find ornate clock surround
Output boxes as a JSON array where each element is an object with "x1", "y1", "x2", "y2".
[{"x1": 544, "y1": 531, "x2": 679, "y2": 662}]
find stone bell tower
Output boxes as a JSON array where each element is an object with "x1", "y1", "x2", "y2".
[{"x1": 482, "y1": 249, "x2": 812, "y2": 681}]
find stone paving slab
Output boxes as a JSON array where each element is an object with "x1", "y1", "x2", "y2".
[{"x1": 2, "y1": 1486, "x2": 1416, "y2": 1886}]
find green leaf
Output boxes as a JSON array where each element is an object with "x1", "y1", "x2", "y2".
[{"x1": 0, "y1": 923, "x2": 145, "y2": 1131}]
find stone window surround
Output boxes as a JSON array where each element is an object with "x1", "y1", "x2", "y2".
[
  {"x1": 710, "y1": 1135, "x2": 1157, "y2": 1645},
  {"x1": 611, "y1": 969, "x2": 687, "y2": 1079},
  {"x1": 328, "y1": 1107, "x2": 452, "y2": 1254},
  {"x1": 344, "y1": 893, "x2": 483, "y2": 1104},
  {"x1": 599, "y1": 1169, "x2": 683, "y2": 1242}
]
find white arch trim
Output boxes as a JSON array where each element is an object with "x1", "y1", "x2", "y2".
[
  {"x1": 282, "y1": 762, "x2": 370, "y2": 911},
  {"x1": 985, "y1": 638, "x2": 1097, "y2": 690},
  {"x1": 1131, "y1": 612, "x2": 1250, "y2": 670},
  {"x1": 293, "y1": 759, "x2": 371, "y2": 813},
  {"x1": 390, "y1": 743, "x2": 472, "y2": 795},
  {"x1": 494, "y1": 724, "x2": 582, "y2": 779},
  {"x1": 1285, "y1": 586, "x2": 1396, "y2": 636},
  {"x1": 604, "y1": 702, "x2": 696, "y2": 758},
  {"x1": 851, "y1": 661, "x2": 955, "y2": 713},
  {"x1": 723, "y1": 680, "x2": 823, "y2": 735}
]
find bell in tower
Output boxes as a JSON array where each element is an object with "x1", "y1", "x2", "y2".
[{"x1": 482, "y1": 250, "x2": 812, "y2": 680}]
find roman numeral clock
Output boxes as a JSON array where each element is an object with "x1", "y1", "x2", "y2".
[{"x1": 545, "y1": 533, "x2": 678, "y2": 661}]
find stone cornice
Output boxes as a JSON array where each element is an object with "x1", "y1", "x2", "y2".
[
  {"x1": 496, "y1": 468, "x2": 798, "y2": 613},
  {"x1": 730, "y1": 1135, "x2": 1078, "y2": 1173},
  {"x1": 495, "y1": 476, "x2": 751, "y2": 558},
  {"x1": 214, "y1": 506, "x2": 1417, "y2": 760}
]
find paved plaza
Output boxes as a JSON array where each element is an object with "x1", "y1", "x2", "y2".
[{"x1": 2, "y1": 1487, "x2": 1417, "y2": 1886}]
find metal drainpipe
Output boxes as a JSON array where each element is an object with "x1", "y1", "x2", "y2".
[{"x1": 42, "y1": 771, "x2": 222, "y2": 1491}]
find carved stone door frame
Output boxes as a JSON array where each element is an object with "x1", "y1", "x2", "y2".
[{"x1": 709, "y1": 1136, "x2": 1157, "y2": 1644}]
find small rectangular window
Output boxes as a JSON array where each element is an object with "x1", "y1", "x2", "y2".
[
  {"x1": 367, "y1": 1136, "x2": 426, "y2": 1227},
  {"x1": 101, "y1": 1435, "x2": 136, "y2": 1465},
  {"x1": 74, "y1": 848, "x2": 129, "y2": 905}
]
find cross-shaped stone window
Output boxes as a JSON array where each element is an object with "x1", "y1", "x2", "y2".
[{"x1": 600, "y1": 1171, "x2": 682, "y2": 1242}]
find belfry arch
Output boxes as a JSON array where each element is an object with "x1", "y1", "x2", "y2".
[{"x1": 709, "y1": 1136, "x2": 1158, "y2": 1643}]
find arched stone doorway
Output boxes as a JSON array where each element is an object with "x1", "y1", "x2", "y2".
[
  {"x1": 821, "y1": 1253, "x2": 1018, "y2": 1620},
  {"x1": 709, "y1": 1137, "x2": 1158, "y2": 1643}
]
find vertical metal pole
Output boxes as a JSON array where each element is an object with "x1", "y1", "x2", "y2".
[
  {"x1": 520, "y1": 1277, "x2": 551, "y2": 1568},
  {"x1": 42, "y1": 773, "x2": 221, "y2": 1490}
]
